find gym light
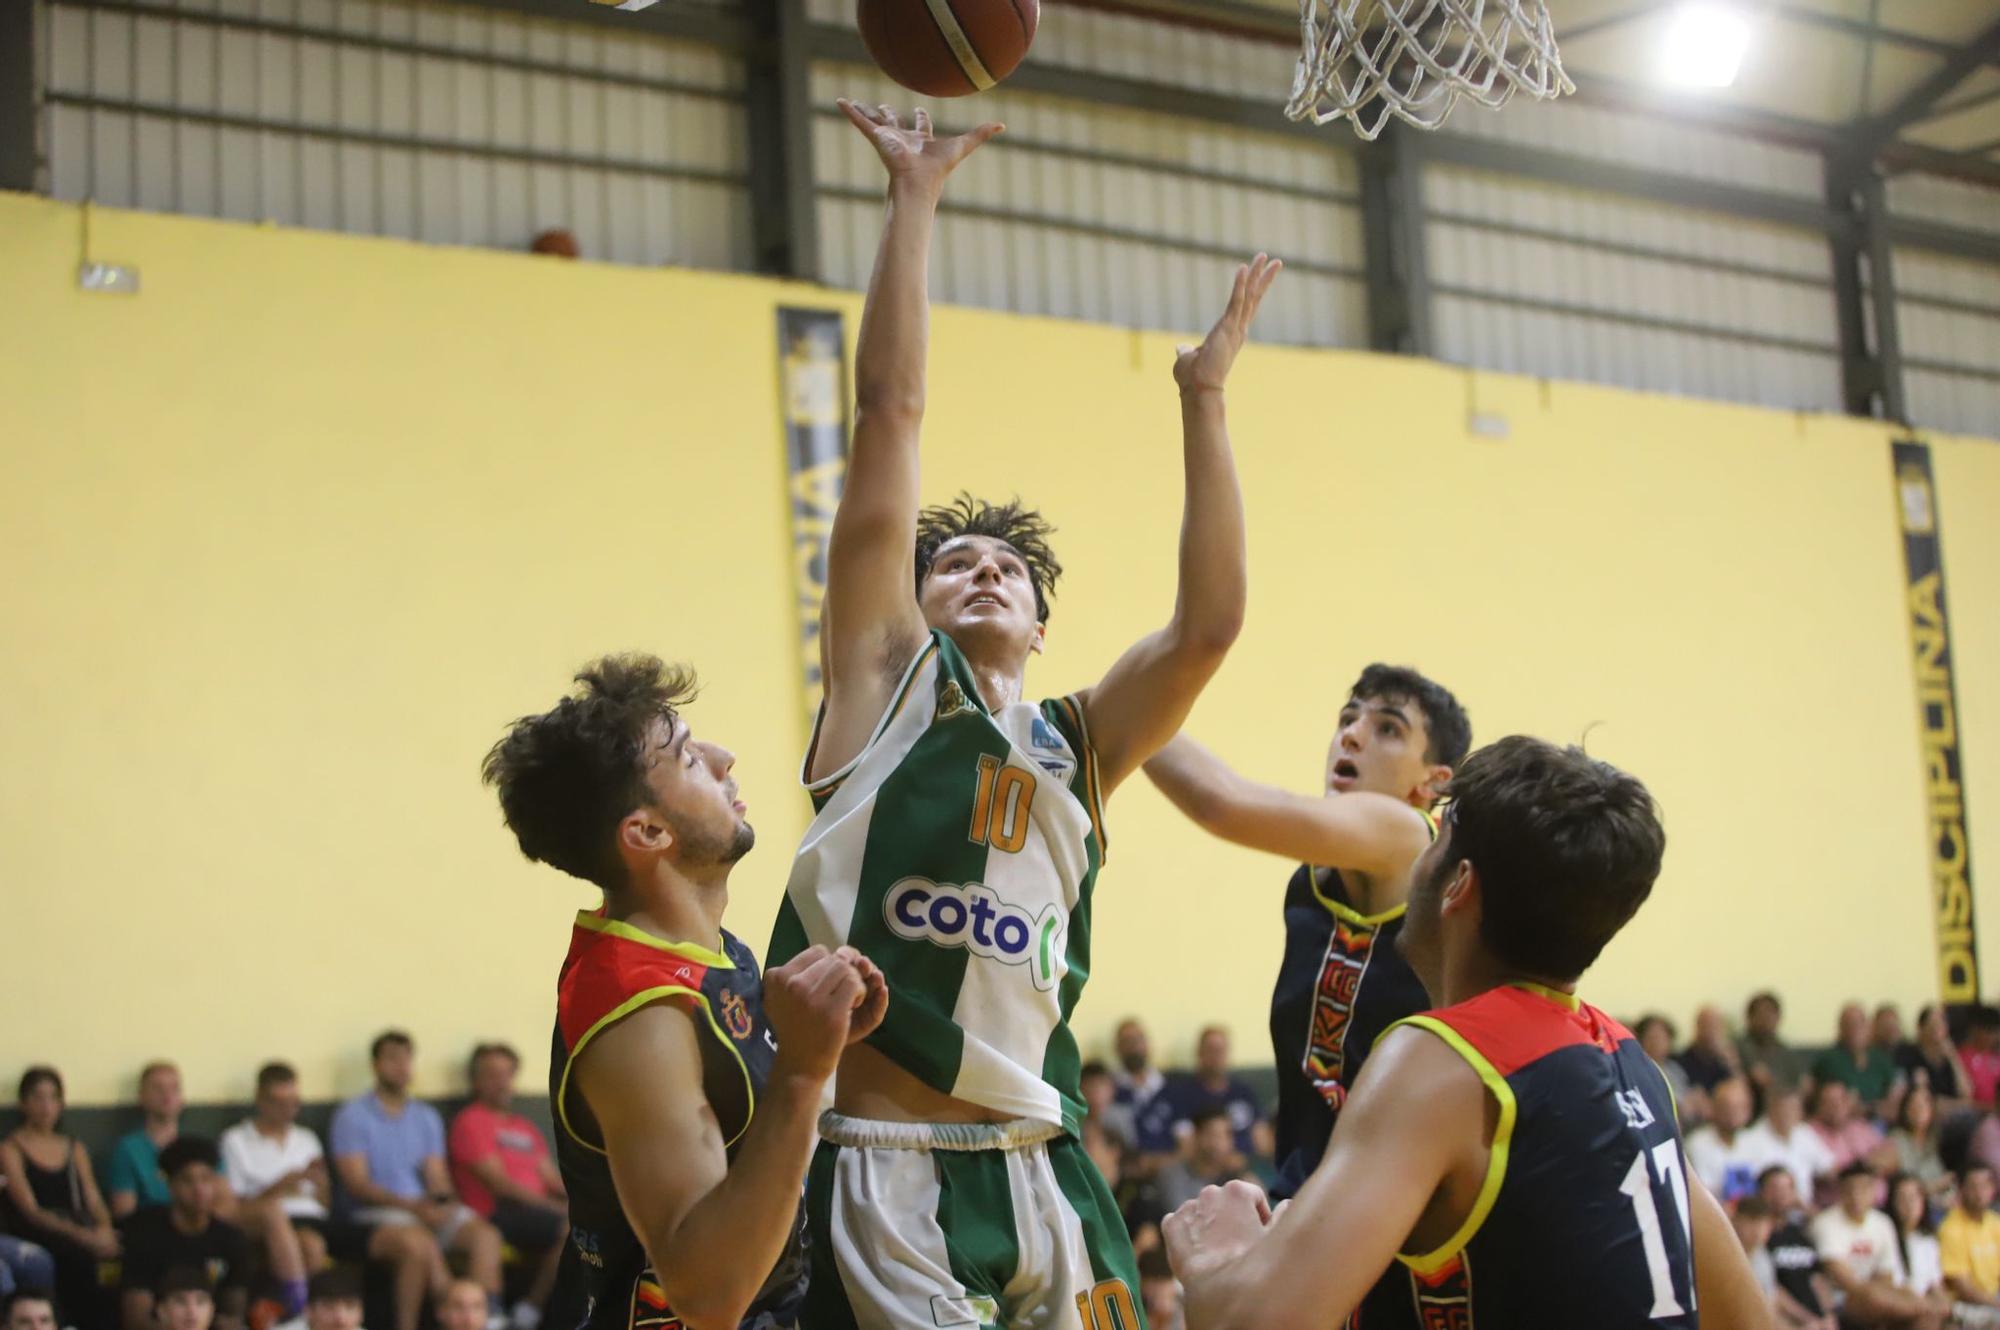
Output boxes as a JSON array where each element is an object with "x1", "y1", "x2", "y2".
[{"x1": 1660, "y1": 4, "x2": 1751, "y2": 90}]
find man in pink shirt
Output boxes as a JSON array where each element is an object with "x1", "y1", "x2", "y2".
[
  {"x1": 447, "y1": 1044, "x2": 566, "y2": 1330},
  {"x1": 1806, "y1": 1082, "x2": 1892, "y2": 1210},
  {"x1": 1961, "y1": 1007, "x2": 2000, "y2": 1108}
]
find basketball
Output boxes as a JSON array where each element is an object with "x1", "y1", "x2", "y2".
[{"x1": 857, "y1": 0, "x2": 1037, "y2": 98}]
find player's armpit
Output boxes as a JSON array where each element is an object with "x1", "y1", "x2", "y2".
[
  {"x1": 1688, "y1": 1175, "x2": 1775, "y2": 1330},
  {"x1": 1145, "y1": 735, "x2": 1432, "y2": 878},
  {"x1": 1171, "y1": 1026, "x2": 1479, "y2": 1330}
]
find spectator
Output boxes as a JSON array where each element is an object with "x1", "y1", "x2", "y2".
[
  {"x1": 1812, "y1": 1003, "x2": 1902, "y2": 1117},
  {"x1": 1759, "y1": 1166, "x2": 1837, "y2": 1330},
  {"x1": 1079, "y1": 1119, "x2": 1121, "y2": 1197},
  {"x1": 1731, "y1": 1194, "x2": 1777, "y2": 1305},
  {"x1": 1872, "y1": 1006, "x2": 1906, "y2": 1061},
  {"x1": 1740, "y1": 1086, "x2": 1836, "y2": 1202},
  {"x1": 1899, "y1": 1005, "x2": 1972, "y2": 1108},
  {"x1": 1962, "y1": 1007, "x2": 2000, "y2": 1109},
  {"x1": 1888, "y1": 1082, "x2": 1952, "y2": 1203},
  {"x1": 1807, "y1": 1081, "x2": 1891, "y2": 1205},
  {"x1": 0, "y1": 1067, "x2": 119, "y2": 1329},
  {"x1": 106, "y1": 1063, "x2": 184, "y2": 1219},
  {"x1": 1158, "y1": 1028, "x2": 1263, "y2": 1157},
  {"x1": 1150, "y1": 1109, "x2": 1255, "y2": 1213},
  {"x1": 1078, "y1": 1062, "x2": 1134, "y2": 1153},
  {"x1": 329, "y1": 1032, "x2": 502, "y2": 1330},
  {"x1": 1812, "y1": 1162, "x2": 1930, "y2": 1329},
  {"x1": 219, "y1": 1063, "x2": 330, "y2": 1318},
  {"x1": 119, "y1": 1138, "x2": 248, "y2": 1330},
  {"x1": 1136, "y1": 1247, "x2": 1182, "y2": 1330},
  {"x1": 1886, "y1": 1172, "x2": 1946, "y2": 1304},
  {"x1": 435, "y1": 1280, "x2": 486, "y2": 1330},
  {"x1": 1110, "y1": 1018, "x2": 1165, "y2": 1114},
  {"x1": 1684, "y1": 1076, "x2": 1763, "y2": 1203},
  {"x1": 0, "y1": 1238, "x2": 54, "y2": 1303},
  {"x1": 275, "y1": 1268, "x2": 365, "y2": 1330},
  {"x1": 1740, "y1": 991, "x2": 1810, "y2": 1099},
  {"x1": 151, "y1": 1266, "x2": 217, "y2": 1330},
  {"x1": 447, "y1": 1044, "x2": 564, "y2": 1329},
  {"x1": 1940, "y1": 1164, "x2": 2000, "y2": 1311},
  {"x1": 2, "y1": 1292, "x2": 57, "y2": 1330},
  {"x1": 1635, "y1": 1014, "x2": 1698, "y2": 1118},
  {"x1": 1678, "y1": 1004, "x2": 1743, "y2": 1096}
]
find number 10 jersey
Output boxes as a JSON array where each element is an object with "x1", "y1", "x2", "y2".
[{"x1": 768, "y1": 629, "x2": 1107, "y2": 1134}]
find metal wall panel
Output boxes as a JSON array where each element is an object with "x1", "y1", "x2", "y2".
[
  {"x1": 1442, "y1": 95, "x2": 1826, "y2": 201},
  {"x1": 41, "y1": 0, "x2": 751, "y2": 268},
  {"x1": 810, "y1": 63, "x2": 1366, "y2": 347},
  {"x1": 1887, "y1": 174, "x2": 2000, "y2": 237},
  {"x1": 1426, "y1": 166, "x2": 1843, "y2": 412},
  {"x1": 1894, "y1": 248, "x2": 2000, "y2": 439}
]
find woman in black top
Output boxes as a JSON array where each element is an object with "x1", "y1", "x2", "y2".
[
  {"x1": 1899, "y1": 1005, "x2": 1971, "y2": 1107},
  {"x1": 0, "y1": 1067, "x2": 120, "y2": 1327}
]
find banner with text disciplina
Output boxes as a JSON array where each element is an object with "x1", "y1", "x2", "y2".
[
  {"x1": 777, "y1": 308, "x2": 850, "y2": 731},
  {"x1": 1892, "y1": 439, "x2": 1978, "y2": 1010}
]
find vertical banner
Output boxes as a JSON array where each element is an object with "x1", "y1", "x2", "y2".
[
  {"x1": 1892, "y1": 439, "x2": 1979, "y2": 1009},
  {"x1": 777, "y1": 307, "x2": 851, "y2": 730}
]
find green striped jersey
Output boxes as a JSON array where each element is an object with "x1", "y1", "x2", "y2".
[{"x1": 768, "y1": 629, "x2": 1107, "y2": 1133}]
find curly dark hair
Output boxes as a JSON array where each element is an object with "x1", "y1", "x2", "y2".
[
  {"x1": 481, "y1": 655, "x2": 698, "y2": 891},
  {"x1": 914, "y1": 494, "x2": 1063, "y2": 624},
  {"x1": 1439, "y1": 736, "x2": 1665, "y2": 981},
  {"x1": 1348, "y1": 664, "x2": 1472, "y2": 768}
]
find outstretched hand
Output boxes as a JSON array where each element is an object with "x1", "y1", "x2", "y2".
[
  {"x1": 1174, "y1": 253, "x2": 1283, "y2": 394},
  {"x1": 838, "y1": 98, "x2": 1002, "y2": 196}
]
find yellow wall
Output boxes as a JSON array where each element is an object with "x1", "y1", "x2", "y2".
[{"x1": 2, "y1": 193, "x2": 1994, "y2": 1105}]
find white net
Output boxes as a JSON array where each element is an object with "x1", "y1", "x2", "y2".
[{"x1": 1286, "y1": 0, "x2": 1575, "y2": 140}]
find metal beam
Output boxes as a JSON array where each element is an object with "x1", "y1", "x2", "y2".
[
  {"x1": 471, "y1": 0, "x2": 751, "y2": 51},
  {"x1": 0, "y1": 0, "x2": 34, "y2": 192},
  {"x1": 1357, "y1": 123, "x2": 1431, "y2": 354},
  {"x1": 1825, "y1": 152, "x2": 1906, "y2": 422},
  {"x1": 1913, "y1": 83, "x2": 2000, "y2": 126},
  {"x1": 744, "y1": 0, "x2": 819, "y2": 279},
  {"x1": 1877, "y1": 137, "x2": 2000, "y2": 188},
  {"x1": 1851, "y1": 14, "x2": 2000, "y2": 153},
  {"x1": 1883, "y1": 216, "x2": 2000, "y2": 266}
]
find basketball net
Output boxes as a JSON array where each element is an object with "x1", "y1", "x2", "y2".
[{"x1": 1286, "y1": 0, "x2": 1574, "y2": 139}]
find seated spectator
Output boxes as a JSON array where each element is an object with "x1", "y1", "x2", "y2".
[
  {"x1": 120, "y1": 1138, "x2": 248, "y2": 1330},
  {"x1": 330, "y1": 1032, "x2": 501, "y2": 1330},
  {"x1": 220, "y1": 1063, "x2": 330, "y2": 1318},
  {"x1": 1731, "y1": 1195, "x2": 1777, "y2": 1304},
  {"x1": 1679, "y1": 1004, "x2": 1743, "y2": 1097},
  {"x1": 1813, "y1": 1003, "x2": 1902, "y2": 1118},
  {"x1": 1888, "y1": 1082, "x2": 1953, "y2": 1204},
  {"x1": 1685, "y1": 1076, "x2": 1763, "y2": 1203},
  {"x1": 1899, "y1": 1005, "x2": 1973, "y2": 1108},
  {"x1": 2, "y1": 1291, "x2": 57, "y2": 1330},
  {"x1": 0, "y1": 1067, "x2": 119, "y2": 1329},
  {"x1": 1812, "y1": 1162, "x2": 1933, "y2": 1329},
  {"x1": 1112, "y1": 1019, "x2": 1175, "y2": 1177},
  {"x1": 1873, "y1": 1006, "x2": 1906, "y2": 1061},
  {"x1": 1078, "y1": 1062, "x2": 1134, "y2": 1153},
  {"x1": 1741, "y1": 1087, "x2": 1836, "y2": 1203},
  {"x1": 1940, "y1": 1164, "x2": 2000, "y2": 1312},
  {"x1": 1739, "y1": 990, "x2": 1810, "y2": 1099},
  {"x1": 0, "y1": 1237, "x2": 54, "y2": 1303},
  {"x1": 1137, "y1": 1247, "x2": 1182, "y2": 1330},
  {"x1": 275, "y1": 1268, "x2": 365, "y2": 1330},
  {"x1": 152, "y1": 1265, "x2": 218, "y2": 1330},
  {"x1": 435, "y1": 1279, "x2": 487, "y2": 1330},
  {"x1": 447, "y1": 1043, "x2": 564, "y2": 1329},
  {"x1": 107, "y1": 1063, "x2": 184, "y2": 1219},
  {"x1": 1150, "y1": 1109, "x2": 1255, "y2": 1214},
  {"x1": 1963, "y1": 1007, "x2": 2000, "y2": 1109},
  {"x1": 1886, "y1": 1171, "x2": 1947, "y2": 1305},
  {"x1": 1807, "y1": 1081, "x2": 1892, "y2": 1206},
  {"x1": 1635, "y1": 1014, "x2": 1700, "y2": 1121},
  {"x1": 1157, "y1": 1028, "x2": 1263, "y2": 1158},
  {"x1": 1759, "y1": 1166, "x2": 1837, "y2": 1330}
]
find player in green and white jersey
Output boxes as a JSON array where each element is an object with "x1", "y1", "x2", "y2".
[{"x1": 767, "y1": 98, "x2": 1279, "y2": 1330}]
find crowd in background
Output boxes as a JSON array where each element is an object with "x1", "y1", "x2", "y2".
[{"x1": 13, "y1": 993, "x2": 2000, "y2": 1330}]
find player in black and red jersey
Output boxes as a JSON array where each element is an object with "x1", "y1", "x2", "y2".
[{"x1": 1164, "y1": 735, "x2": 1769, "y2": 1330}]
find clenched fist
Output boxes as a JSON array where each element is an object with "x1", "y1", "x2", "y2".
[{"x1": 764, "y1": 945, "x2": 890, "y2": 1082}]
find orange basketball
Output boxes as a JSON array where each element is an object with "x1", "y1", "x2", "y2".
[{"x1": 857, "y1": 0, "x2": 1038, "y2": 98}]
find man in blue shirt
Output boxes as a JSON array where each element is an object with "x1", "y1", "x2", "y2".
[
  {"x1": 105, "y1": 1063, "x2": 182, "y2": 1217},
  {"x1": 329, "y1": 1032, "x2": 502, "y2": 1330},
  {"x1": 1158, "y1": 1026, "x2": 1266, "y2": 1158}
]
